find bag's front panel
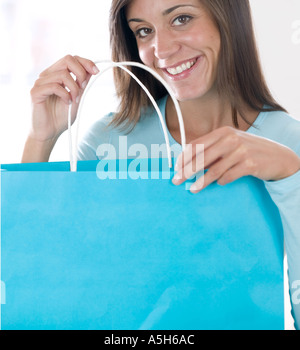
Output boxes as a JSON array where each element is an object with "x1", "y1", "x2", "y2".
[{"x1": 1, "y1": 162, "x2": 284, "y2": 330}]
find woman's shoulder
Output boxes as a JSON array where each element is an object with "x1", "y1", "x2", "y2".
[
  {"x1": 88, "y1": 112, "x2": 115, "y2": 131},
  {"x1": 77, "y1": 113, "x2": 115, "y2": 160},
  {"x1": 261, "y1": 109, "x2": 300, "y2": 125},
  {"x1": 250, "y1": 109, "x2": 300, "y2": 155}
]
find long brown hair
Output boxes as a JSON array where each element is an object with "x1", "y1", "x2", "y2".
[{"x1": 109, "y1": 0, "x2": 286, "y2": 131}]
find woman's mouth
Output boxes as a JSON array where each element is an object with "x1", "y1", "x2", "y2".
[
  {"x1": 162, "y1": 57, "x2": 202, "y2": 79},
  {"x1": 165, "y1": 58, "x2": 197, "y2": 76}
]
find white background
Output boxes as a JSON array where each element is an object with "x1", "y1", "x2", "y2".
[{"x1": 0, "y1": 0, "x2": 299, "y2": 330}]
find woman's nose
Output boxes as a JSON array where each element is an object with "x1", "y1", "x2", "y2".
[{"x1": 153, "y1": 31, "x2": 180, "y2": 60}]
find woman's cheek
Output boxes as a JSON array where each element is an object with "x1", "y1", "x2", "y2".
[{"x1": 137, "y1": 46, "x2": 153, "y2": 67}]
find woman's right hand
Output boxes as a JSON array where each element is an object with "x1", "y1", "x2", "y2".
[{"x1": 29, "y1": 55, "x2": 99, "y2": 142}]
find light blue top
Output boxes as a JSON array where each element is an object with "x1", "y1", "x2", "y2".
[{"x1": 78, "y1": 95, "x2": 300, "y2": 330}]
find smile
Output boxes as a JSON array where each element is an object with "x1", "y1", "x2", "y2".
[{"x1": 165, "y1": 58, "x2": 198, "y2": 76}]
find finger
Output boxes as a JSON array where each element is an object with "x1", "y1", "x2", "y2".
[
  {"x1": 172, "y1": 147, "x2": 205, "y2": 185},
  {"x1": 31, "y1": 83, "x2": 72, "y2": 105},
  {"x1": 175, "y1": 126, "x2": 235, "y2": 171},
  {"x1": 173, "y1": 129, "x2": 242, "y2": 186},
  {"x1": 175, "y1": 142, "x2": 203, "y2": 173},
  {"x1": 40, "y1": 55, "x2": 99, "y2": 89},
  {"x1": 34, "y1": 70, "x2": 83, "y2": 104},
  {"x1": 217, "y1": 158, "x2": 257, "y2": 185},
  {"x1": 198, "y1": 130, "x2": 244, "y2": 172},
  {"x1": 189, "y1": 149, "x2": 241, "y2": 193},
  {"x1": 37, "y1": 69, "x2": 83, "y2": 102},
  {"x1": 74, "y1": 55, "x2": 99, "y2": 75}
]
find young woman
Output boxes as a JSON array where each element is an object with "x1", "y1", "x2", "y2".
[{"x1": 22, "y1": 0, "x2": 300, "y2": 329}]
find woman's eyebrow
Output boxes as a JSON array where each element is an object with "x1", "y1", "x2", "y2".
[
  {"x1": 128, "y1": 4, "x2": 196, "y2": 23},
  {"x1": 162, "y1": 4, "x2": 195, "y2": 16}
]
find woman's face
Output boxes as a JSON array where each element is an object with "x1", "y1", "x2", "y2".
[{"x1": 126, "y1": 0, "x2": 221, "y2": 102}]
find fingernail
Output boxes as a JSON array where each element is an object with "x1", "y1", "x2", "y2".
[
  {"x1": 93, "y1": 66, "x2": 100, "y2": 74},
  {"x1": 190, "y1": 183, "x2": 198, "y2": 192},
  {"x1": 81, "y1": 80, "x2": 87, "y2": 89},
  {"x1": 172, "y1": 173, "x2": 182, "y2": 184},
  {"x1": 76, "y1": 96, "x2": 80, "y2": 104},
  {"x1": 175, "y1": 156, "x2": 183, "y2": 172}
]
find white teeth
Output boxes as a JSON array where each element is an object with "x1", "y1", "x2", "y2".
[
  {"x1": 166, "y1": 60, "x2": 196, "y2": 76},
  {"x1": 176, "y1": 66, "x2": 183, "y2": 74},
  {"x1": 168, "y1": 68, "x2": 177, "y2": 75}
]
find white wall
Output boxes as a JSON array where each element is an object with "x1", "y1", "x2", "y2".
[
  {"x1": 251, "y1": 0, "x2": 300, "y2": 119},
  {"x1": 0, "y1": 0, "x2": 113, "y2": 164},
  {"x1": 0, "y1": 0, "x2": 299, "y2": 330},
  {"x1": 0, "y1": 0, "x2": 299, "y2": 164}
]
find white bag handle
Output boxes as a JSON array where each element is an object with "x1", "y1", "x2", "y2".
[{"x1": 68, "y1": 61, "x2": 186, "y2": 172}]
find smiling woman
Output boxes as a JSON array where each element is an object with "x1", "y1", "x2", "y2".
[
  {"x1": 126, "y1": 1, "x2": 221, "y2": 104},
  {"x1": 19, "y1": 0, "x2": 300, "y2": 330},
  {"x1": 110, "y1": 0, "x2": 286, "y2": 133}
]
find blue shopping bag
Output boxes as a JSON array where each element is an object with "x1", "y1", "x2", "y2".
[
  {"x1": 1, "y1": 158, "x2": 284, "y2": 330},
  {"x1": 0, "y1": 61, "x2": 285, "y2": 329}
]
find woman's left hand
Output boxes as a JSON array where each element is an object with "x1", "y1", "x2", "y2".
[{"x1": 172, "y1": 126, "x2": 300, "y2": 193}]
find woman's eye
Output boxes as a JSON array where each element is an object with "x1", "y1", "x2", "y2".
[
  {"x1": 173, "y1": 15, "x2": 192, "y2": 26},
  {"x1": 135, "y1": 27, "x2": 153, "y2": 38}
]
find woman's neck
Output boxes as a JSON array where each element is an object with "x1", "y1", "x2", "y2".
[{"x1": 165, "y1": 94, "x2": 259, "y2": 145}]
